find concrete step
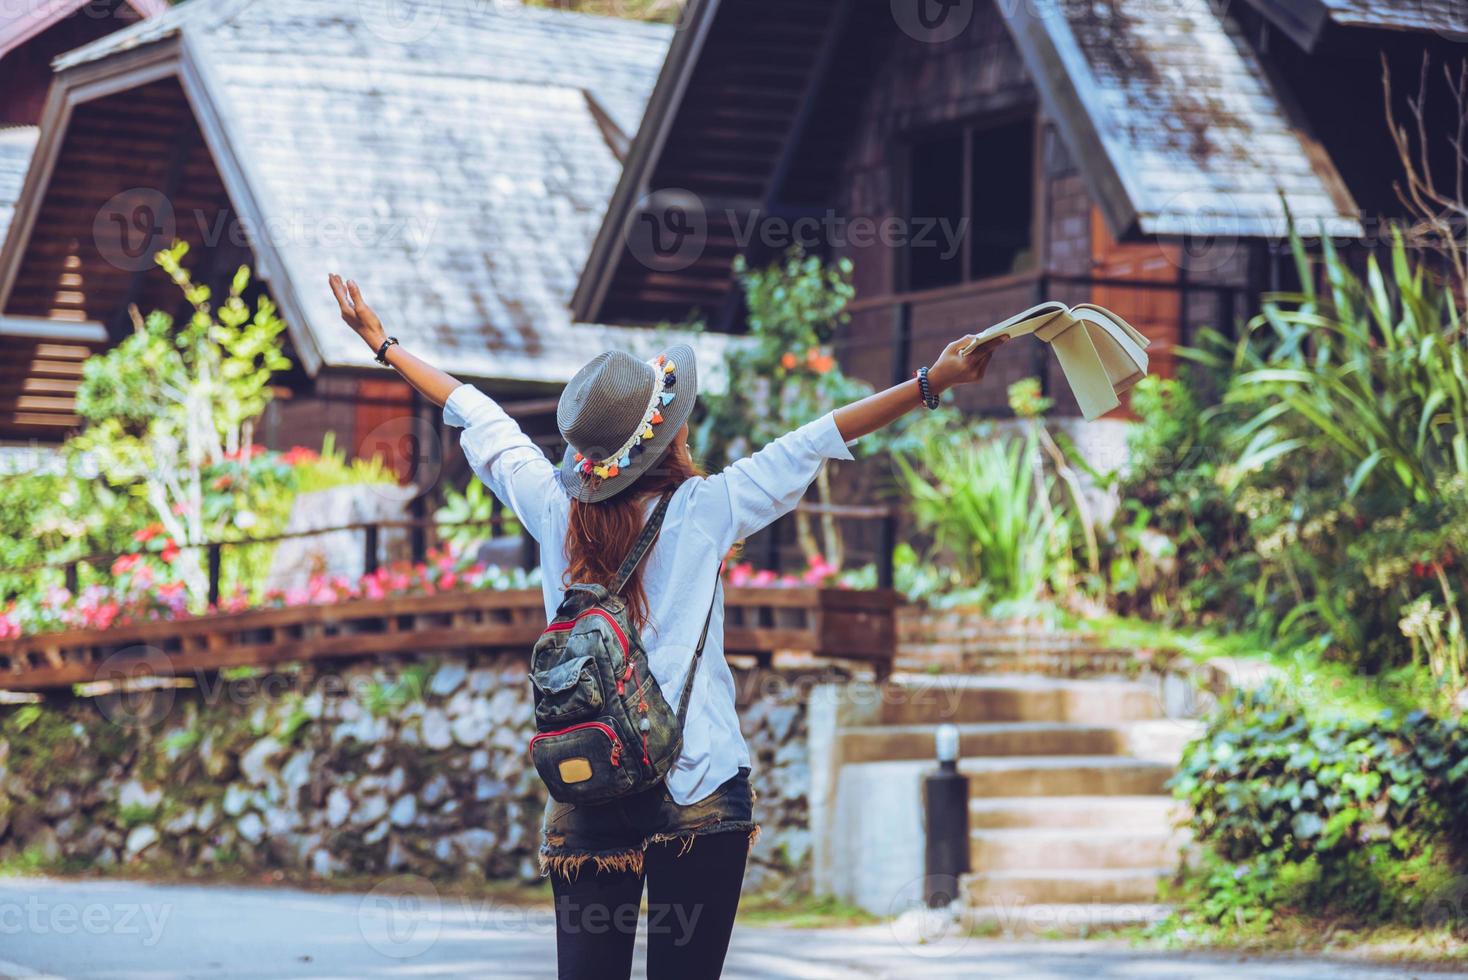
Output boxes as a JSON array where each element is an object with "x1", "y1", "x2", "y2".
[
  {"x1": 962, "y1": 901, "x2": 1172, "y2": 938},
  {"x1": 970, "y1": 828, "x2": 1188, "y2": 872},
  {"x1": 966, "y1": 867, "x2": 1171, "y2": 905},
  {"x1": 969, "y1": 795, "x2": 1184, "y2": 830},
  {"x1": 837, "y1": 722, "x2": 1131, "y2": 763},
  {"x1": 960, "y1": 756, "x2": 1173, "y2": 798},
  {"x1": 882, "y1": 674, "x2": 1162, "y2": 725}
]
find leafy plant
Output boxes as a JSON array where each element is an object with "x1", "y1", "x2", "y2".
[
  {"x1": 894, "y1": 413, "x2": 1072, "y2": 605},
  {"x1": 1170, "y1": 683, "x2": 1468, "y2": 931},
  {"x1": 433, "y1": 479, "x2": 520, "y2": 557},
  {"x1": 696, "y1": 248, "x2": 875, "y2": 568},
  {"x1": 69, "y1": 243, "x2": 291, "y2": 610}
]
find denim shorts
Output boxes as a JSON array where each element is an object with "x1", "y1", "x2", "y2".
[{"x1": 540, "y1": 767, "x2": 758, "y2": 879}]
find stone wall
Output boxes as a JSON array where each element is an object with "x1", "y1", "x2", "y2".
[{"x1": 0, "y1": 653, "x2": 825, "y2": 893}]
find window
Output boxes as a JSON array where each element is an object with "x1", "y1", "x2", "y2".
[{"x1": 903, "y1": 115, "x2": 1035, "y2": 291}]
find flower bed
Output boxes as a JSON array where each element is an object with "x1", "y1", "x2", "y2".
[{"x1": 0, "y1": 550, "x2": 536, "y2": 641}]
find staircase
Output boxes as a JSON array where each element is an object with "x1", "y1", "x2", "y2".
[{"x1": 820, "y1": 672, "x2": 1199, "y2": 936}]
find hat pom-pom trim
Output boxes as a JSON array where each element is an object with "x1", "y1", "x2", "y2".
[{"x1": 576, "y1": 356, "x2": 679, "y2": 483}]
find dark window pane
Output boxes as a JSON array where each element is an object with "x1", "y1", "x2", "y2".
[
  {"x1": 906, "y1": 132, "x2": 965, "y2": 290},
  {"x1": 970, "y1": 118, "x2": 1035, "y2": 280}
]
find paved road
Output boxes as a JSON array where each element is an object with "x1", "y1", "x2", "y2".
[{"x1": 0, "y1": 877, "x2": 1461, "y2": 979}]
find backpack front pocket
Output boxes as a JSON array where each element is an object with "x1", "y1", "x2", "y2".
[
  {"x1": 529, "y1": 720, "x2": 635, "y2": 804},
  {"x1": 530, "y1": 654, "x2": 604, "y2": 726}
]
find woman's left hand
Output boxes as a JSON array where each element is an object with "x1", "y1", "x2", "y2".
[{"x1": 329, "y1": 273, "x2": 388, "y2": 353}]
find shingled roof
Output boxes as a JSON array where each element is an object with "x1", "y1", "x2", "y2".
[
  {"x1": 0, "y1": 0, "x2": 164, "y2": 59},
  {"x1": 1241, "y1": 0, "x2": 1467, "y2": 50},
  {"x1": 998, "y1": 0, "x2": 1358, "y2": 239},
  {"x1": 6, "y1": 0, "x2": 716, "y2": 385},
  {"x1": 0, "y1": 128, "x2": 37, "y2": 245}
]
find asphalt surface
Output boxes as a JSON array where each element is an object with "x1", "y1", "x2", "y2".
[{"x1": 0, "y1": 877, "x2": 1462, "y2": 979}]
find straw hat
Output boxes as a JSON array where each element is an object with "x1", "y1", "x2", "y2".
[{"x1": 555, "y1": 343, "x2": 698, "y2": 503}]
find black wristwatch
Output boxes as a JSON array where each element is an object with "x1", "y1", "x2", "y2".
[
  {"x1": 916, "y1": 366, "x2": 940, "y2": 410},
  {"x1": 374, "y1": 336, "x2": 400, "y2": 365}
]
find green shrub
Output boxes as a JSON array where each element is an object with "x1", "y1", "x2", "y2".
[
  {"x1": 1117, "y1": 230, "x2": 1468, "y2": 684},
  {"x1": 1172, "y1": 683, "x2": 1468, "y2": 928},
  {"x1": 894, "y1": 418, "x2": 1073, "y2": 606}
]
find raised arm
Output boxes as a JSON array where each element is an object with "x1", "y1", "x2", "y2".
[
  {"x1": 330, "y1": 274, "x2": 461, "y2": 406},
  {"x1": 329, "y1": 274, "x2": 561, "y2": 542},
  {"x1": 832, "y1": 333, "x2": 1005, "y2": 441},
  {"x1": 691, "y1": 333, "x2": 1006, "y2": 551}
]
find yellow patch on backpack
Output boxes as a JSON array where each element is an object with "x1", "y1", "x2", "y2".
[{"x1": 558, "y1": 757, "x2": 593, "y2": 784}]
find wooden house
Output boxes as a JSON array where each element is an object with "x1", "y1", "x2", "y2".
[
  {"x1": 0, "y1": 0, "x2": 700, "y2": 454},
  {"x1": 1, "y1": 0, "x2": 164, "y2": 439},
  {"x1": 573, "y1": 0, "x2": 1467, "y2": 418}
]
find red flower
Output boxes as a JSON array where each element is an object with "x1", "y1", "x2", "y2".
[
  {"x1": 111, "y1": 554, "x2": 141, "y2": 575},
  {"x1": 780, "y1": 352, "x2": 798, "y2": 370},
  {"x1": 160, "y1": 541, "x2": 180, "y2": 564},
  {"x1": 211, "y1": 474, "x2": 233, "y2": 491},
  {"x1": 133, "y1": 523, "x2": 165, "y2": 544},
  {"x1": 281, "y1": 445, "x2": 318, "y2": 465}
]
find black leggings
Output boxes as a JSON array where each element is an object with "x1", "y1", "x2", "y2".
[{"x1": 550, "y1": 830, "x2": 748, "y2": 980}]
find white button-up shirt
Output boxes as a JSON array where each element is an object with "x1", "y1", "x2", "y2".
[{"x1": 443, "y1": 384, "x2": 857, "y2": 805}]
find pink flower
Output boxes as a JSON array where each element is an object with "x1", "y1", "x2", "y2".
[{"x1": 111, "y1": 554, "x2": 141, "y2": 575}]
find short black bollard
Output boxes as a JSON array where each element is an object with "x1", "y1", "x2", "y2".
[{"x1": 923, "y1": 723, "x2": 970, "y2": 908}]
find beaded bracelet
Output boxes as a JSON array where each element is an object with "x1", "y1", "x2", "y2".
[{"x1": 916, "y1": 366, "x2": 940, "y2": 410}]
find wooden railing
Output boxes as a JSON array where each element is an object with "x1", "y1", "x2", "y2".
[{"x1": 0, "y1": 586, "x2": 898, "y2": 692}]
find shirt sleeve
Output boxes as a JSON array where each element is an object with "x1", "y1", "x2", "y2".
[
  {"x1": 442, "y1": 384, "x2": 562, "y2": 543},
  {"x1": 687, "y1": 411, "x2": 857, "y2": 552}
]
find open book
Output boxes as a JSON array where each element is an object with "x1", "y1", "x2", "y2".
[{"x1": 960, "y1": 302, "x2": 1151, "y2": 421}]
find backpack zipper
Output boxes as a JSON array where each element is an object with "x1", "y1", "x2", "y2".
[
  {"x1": 538, "y1": 609, "x2": 629, "y2": 655},
  {"x1": 529, "y1": 721, "x2": 622, "y2": 768}
]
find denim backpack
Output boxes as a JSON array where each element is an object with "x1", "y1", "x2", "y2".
[{"x1": 528, "y1": 494, "x2": 715, "y2": 804}]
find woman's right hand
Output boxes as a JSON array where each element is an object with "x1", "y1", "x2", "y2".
[{"x1": 329, "y1": 273, "x2": 387, "y2": 353}]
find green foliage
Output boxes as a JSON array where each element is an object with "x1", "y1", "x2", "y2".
[
  {"x1": 1175, "y1": 684, "x2": 1468, "y2": 864},
  {"x1": 65, "y1": 243, "x2": 292, "y2": 610},
  {"x1": 894, "y1": 410, "x2": 1073, "y2": 606},
  {"x1": 433, "y1": 478, "x2": 519, "y2": 557},
  {"x1": 696, "y1": 248, "x2": 874, "y2": 566},
  {"x1": 362, "y1": 664, "x2": 433, "y2": 719},
  {"x1": 1171, "y1": 683, "x2": 1468, "y2": 931},
  {"x1": 1110, "y1": 372, "x2": 1250, "y2": 621},
  {"x1": 1116, "y1": 231, "x2": 1468, "y2": 683},
  {"x1": 699, "y1": 248, "x2": 866, "y2": 457}
]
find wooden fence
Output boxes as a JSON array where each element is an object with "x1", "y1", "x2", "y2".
[{"x1": 0, "y1": 586, "x2": 898, "y2": 692}]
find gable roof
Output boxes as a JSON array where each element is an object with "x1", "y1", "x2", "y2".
[
  {"x1": 1241, "y1": 0, "x2": 1466, "y2": 50},
  {"x1": 3, "y1": 0, "x2": 717, "y2": 386},
  {"x1": 1001, "y1": 0, "x2": 1359, "y2": 241},
  {"x1": 0, "y1": 0, "x2": 165, "y2": 59}
]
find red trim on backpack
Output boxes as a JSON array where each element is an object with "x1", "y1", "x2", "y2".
[{"x1": 528, "y1": 721, "x2": 623, "y2": 768}]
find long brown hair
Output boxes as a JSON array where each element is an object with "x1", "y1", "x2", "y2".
[{"x1": 564, "y1": 439, "x2": 703, "y2": 630}]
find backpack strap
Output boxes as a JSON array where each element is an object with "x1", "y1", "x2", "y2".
[
  {"x1": 611, "y1": 492, "x2": 673, "y2": 596},
  {"x1": 675, "y1": 562, "x2": 723, "y2": 725}
]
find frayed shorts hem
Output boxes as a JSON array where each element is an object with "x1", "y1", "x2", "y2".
[{"x1": 540, "y1": 821, "x2": 759, "y2": 880}]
